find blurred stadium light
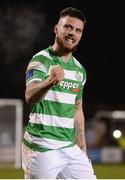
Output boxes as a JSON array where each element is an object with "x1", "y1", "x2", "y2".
[{"x1": 87, "y1": 110, "x2": 125, "y2": 163}]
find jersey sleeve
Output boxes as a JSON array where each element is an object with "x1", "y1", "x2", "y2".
[
  {"x1": 76, "y1": 67, "x2": 87, "y2": 101},
  {"x1": 25, "y1": 55, "x2": 48, "y2": 85}
]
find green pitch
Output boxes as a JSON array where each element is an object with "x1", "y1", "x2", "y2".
[
  {"x1": 0, "y1": 163, "x2": 125, "y2": 179},
  {"x1": 93, "y1": 163, "x2": 125, "y2": 179}
]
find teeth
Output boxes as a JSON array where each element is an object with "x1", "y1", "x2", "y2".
[
  {"x1": 68, "y1": 39, "x2": 73, "y2": 42},
  {"x1": 66, "y1": 38, "x2": 73, "y2": 43}
]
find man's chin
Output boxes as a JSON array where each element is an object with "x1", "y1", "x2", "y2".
[{"x1": 63, "y1": 45, "x2": 77, "y2": 53}]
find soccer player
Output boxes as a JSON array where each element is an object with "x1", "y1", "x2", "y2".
[{"x1": 22, "y1": 7, "x2": 96, "y2": 179}]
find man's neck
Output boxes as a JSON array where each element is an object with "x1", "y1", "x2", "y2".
[{"x1": 51, "y1": 44, "x2": 72, "y2": 63}]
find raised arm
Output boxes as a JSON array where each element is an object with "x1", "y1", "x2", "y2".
[{"x1": 25, "y1": 64, "x2": 64, "y2": 104}]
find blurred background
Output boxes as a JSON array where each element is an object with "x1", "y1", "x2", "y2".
[{"x1": 0, "y1": 0, "x2": 125, "y2": 178}]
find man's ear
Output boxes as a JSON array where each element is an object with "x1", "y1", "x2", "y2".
[{"x1": 54, "y1": 24, "x2": 58, "y2": 33}]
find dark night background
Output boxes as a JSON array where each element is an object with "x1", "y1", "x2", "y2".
[{"x1": 0, "y1": 0, "x2": 125, "y2": 122}]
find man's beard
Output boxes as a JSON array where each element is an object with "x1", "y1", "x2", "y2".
[{"x1": 56, "y1": 36, "x2": 77, "y2": 53}]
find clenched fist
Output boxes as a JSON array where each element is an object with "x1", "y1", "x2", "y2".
[{"x1": 50, "y1": 64, "x2": 64, "y2": 85}]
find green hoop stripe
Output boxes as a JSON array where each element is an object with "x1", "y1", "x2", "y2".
[
  {"x1": 31, "y1": 100, "x2": 75, "y2": 118},
  {"x1": 27, "y1": 122, "x2": 75, "y2": 141},
  {"x1": 23, "y1": 138, "x2": 76, "y2": 152},
  {"x1": 23, "y1": 138, "x2": 52, "y2": 152}
]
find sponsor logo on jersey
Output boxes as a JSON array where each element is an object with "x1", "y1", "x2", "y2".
[
  {"x1": 59, "y1": 80, "x2": 80, "y2": 92},
  {"x1": 70, "y1": 88, "x2": 80, "y2": 92}
]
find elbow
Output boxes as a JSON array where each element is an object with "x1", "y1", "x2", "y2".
[
  {"x1": 25, "y1": 91, "x2": 40, "y2": 105},
  {"x1": 25, "y1": 91, "x2": 34, "y2": 105},
  {"x1": 25, "y1": 96, "x2": 36, "y2": 105},
  {"x1": 25, "y1": 93, "x2": 32, "y2": 105}
]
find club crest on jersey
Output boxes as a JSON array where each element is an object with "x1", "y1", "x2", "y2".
[{"x1": 75, "y1": 71, "x2": 82, "y2": 81}]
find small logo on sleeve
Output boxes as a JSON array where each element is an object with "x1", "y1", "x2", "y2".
[{"x1": 26, "y1": 69, "x2": 34, "y2": 79}]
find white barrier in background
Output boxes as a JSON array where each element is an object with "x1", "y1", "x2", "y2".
[
  {"x1": 101, "y1": 147, "x2": 123, "y2": 163},
  {"x1": 0, "y1": 99, "x2": 23, "y2": 168}
]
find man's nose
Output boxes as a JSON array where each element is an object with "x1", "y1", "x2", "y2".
[{"x1": 68, "y1": 29, "x2": 75, "y2": 35}]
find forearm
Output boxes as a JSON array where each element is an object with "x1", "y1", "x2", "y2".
[
  {"x1": 25, "y1": 76, "x2": 55, "y2": 104},
  {"x1": 75, "y1": 114, "x2": 86, "y2": 152},
  {"x1": 75, "y1": 100, "x2": 87, "y2": 152}
]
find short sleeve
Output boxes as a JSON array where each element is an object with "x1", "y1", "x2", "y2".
[{"x1": 26, "y1": 60, "x2": 47, "y2": 85}]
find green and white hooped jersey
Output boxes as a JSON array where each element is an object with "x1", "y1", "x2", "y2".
[{"x1": 23, "y1": 46, "x2": 87, "y2": 152}]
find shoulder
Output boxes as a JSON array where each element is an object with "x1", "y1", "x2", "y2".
[
  {"x1": 33, "y1": 47, "x2": 53, "y2": 61},
  {"x1": 32, "y1": 47, "x2": 53, "y2": 64},
  {"x1": 27, "y1": 47, "x2": 53, "y2": 71},
  {"x1": 73, "y1": 57, "x2": 87, "y2": 75}
]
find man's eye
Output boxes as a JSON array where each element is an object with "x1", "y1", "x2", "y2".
[
  {"x1": 64, "y1": 25, "x2": 71, "y2": 29},
  {"x1": 76, "y1": 29, "x2": 82, "y2": 33}
]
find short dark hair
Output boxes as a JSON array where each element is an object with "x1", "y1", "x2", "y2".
[{"x1": 60, "y1": 7, "x2": 86, "y2": 24}]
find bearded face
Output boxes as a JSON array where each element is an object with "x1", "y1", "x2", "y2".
[
  {"x1": 54, "y1": 16, "x2": 84, "y2": 53},
  {"x1": 56, "y1": 34, "x2": 78, "y2": 53}
]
